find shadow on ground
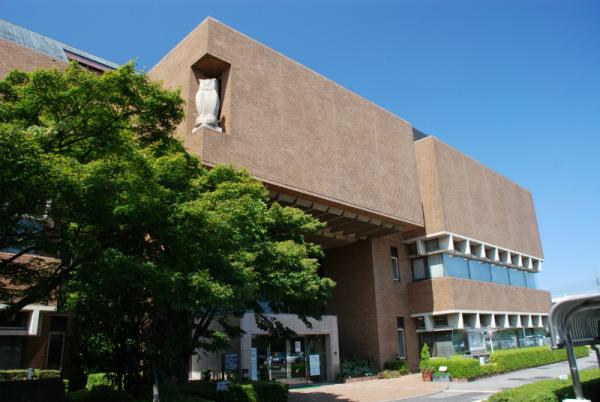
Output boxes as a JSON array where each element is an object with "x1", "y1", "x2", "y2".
[{"x1": 289, "y1": 392, "x2": 355, "y2": 402}]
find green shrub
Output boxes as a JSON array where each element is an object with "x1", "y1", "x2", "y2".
[
  {"x1": 162, "y1": 380, "x2": 287, "y2": 402},
  {"x1": 0, "y1": 369, "x2": 61, "y2": 381},
  {"x1": 86, "y1": 372, "x2": 114, "y2": 390},
  {"x1": 251, "y1": 381, "x2": 287, "y2": 402},
  {"x1": 419, "y1": 344, "x2": 431, "y2": 372},
  {"x1": 66, "y1": 386, "x2": 136, "y2": 402},
  {"x1": 489, "y1": 368, "x2": 600, "y2": 402},
  {"x1": 427, "y1": 356, "x2": 498, "y2": 380},
  {"x1": 338, "y1": 357, "x2": 376, "y2": 379},
  {"x1": 490, "y1": 346, "x2": 589, "y2": 373},
  {"x1": 383, "y1": 360, "x2": 409, "y2": 373}
]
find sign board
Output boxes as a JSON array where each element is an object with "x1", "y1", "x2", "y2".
[
  {"x1": 295, "y1": 341, "x2": 302, "y2": 353},
  {"x1": 309, "y1": 354, "x2": 320, "y2": 376},
  {"x1": 224, "y1": 353, "x2": 238, "y2": 371},
  {"x1": 216, "y1": 381, "x2": 230, "y2": 391},
  {"x1": 251, "y1": 348, "x2": 257, "y2": 381},
  {"x1": 438, "y1": 366, "x2": 447, "y2": 372}
]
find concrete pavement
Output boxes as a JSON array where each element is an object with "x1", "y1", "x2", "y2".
[
  {"x1": 288, "y1": 355, "x2": 598, "y2": 402},
  {"x1": 400, "y1": 354, "x2": 598, "y2": 402},
  {"x1": 289, "y1": 373, "x2": 447, "y2": 402}
]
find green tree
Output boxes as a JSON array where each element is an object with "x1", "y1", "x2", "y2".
[{"x1": 0, "y1": 64, "x2": 334, "y2": 399}]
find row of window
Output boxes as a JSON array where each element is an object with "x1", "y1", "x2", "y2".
[{"x1": 411, "y1": 253, "x2": 538, "y2": 288}]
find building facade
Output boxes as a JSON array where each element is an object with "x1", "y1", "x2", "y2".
[{"x1": 0, "y1": 17, "x2": 551, "y2": 381}]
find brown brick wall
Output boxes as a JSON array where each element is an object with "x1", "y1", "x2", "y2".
[
  {"x1": 150, "y1": 18, "x2": 424, "y2": 227},
  {"x1": 415, "y1": 137, "x2": 543, "y2": 258},
  {"x1": 0, "y1": 38, "x2": 66, "y2": 79},
  {"x1": 407, "y1": 276, "x2": 552, "y2": 315},
  {"x1": 369, "y1": 233, "x2": 421, "y2": 371},
  {"x1": 322, "y1": 240, "x2": 381, "y2": 366}
]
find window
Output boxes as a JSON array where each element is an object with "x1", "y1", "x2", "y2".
[
  {"x1": 425, "y1": 239, "x2": 439, "y2": 252},
  {"x1": 433, "y1": 315, "x2": 448, "y2": 328},
  {"x1": 428, "y1": 254, "x2": 444, "y2": 278},
  {"x1": 416, "y1": 316, "x2": 426, "y2": 330},
  {"x1": 391, "y1": 247, "x2": 399, "y2": 281},
  {"x1": 406, "y1": 243, "x2": 418, "y2": 256},
  {"x1": 397, "y1": 317, "x2": 406, "y2": 358},
  {"x1": 412, "y1": 257, "x2": 428, "y2": 281},
  {"x1": 0, "y1": 312, "x2": 29, "y2": 330},
  {"x1": 443, "y1": 254, "x2": 470, "y2": 279}
]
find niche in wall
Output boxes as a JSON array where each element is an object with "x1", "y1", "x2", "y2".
[{"x1": 190, "y1": 54, "x2": 231, "y2": 133}]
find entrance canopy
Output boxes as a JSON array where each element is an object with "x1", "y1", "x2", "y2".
[
  {"x1": 549, "y1": 293, "x2": 600, "y2": 400},
  {"x1": 550, "y1": 293, "x2": 600, "y2": 347}
]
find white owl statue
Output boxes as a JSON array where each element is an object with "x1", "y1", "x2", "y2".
[{"x1": 193, "y1": 78, "x2": 222, "y2": 132}]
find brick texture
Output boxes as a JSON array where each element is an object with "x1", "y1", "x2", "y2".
[
  {"x1": 415, "y1": 137, "x2": 544, "y2": 258},
  {"x1": 149, "y1": 17, "x2": 424, "y2": 227},
  {"x1": 407, "y1": 276, "x2": 552, "y2": 314},
  {"x1": 0, "y1": 38, "x2": 66, "y2": 78}
]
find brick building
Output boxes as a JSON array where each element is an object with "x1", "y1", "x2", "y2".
[{"x1": 0, "y1": 17, "x2": 551, "y2": 383}]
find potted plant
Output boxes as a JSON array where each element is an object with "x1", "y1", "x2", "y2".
[{"x1": 419, "y1": 344, "x2": 434, "y2": 381}]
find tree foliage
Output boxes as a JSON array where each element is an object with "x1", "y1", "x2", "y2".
[{"x1": 0, "y1": 63, "x2": 334, "y2": 395}]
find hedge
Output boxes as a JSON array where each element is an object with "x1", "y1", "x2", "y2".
[
  {"x1": 424, "y1": 346, "x2": 590, "y2": 380},
  {"x1": 489, "y1": 368, "x2": 600, "y2": 402},
  {"x1": 161, "y1": 380, "x2": 288, "y2": 402},
  {"x1": 490, "y1": 346, "x2": 589, "y2": 372},
  {"x1": 0, "y1": 369, "x2": 61, "y2": 381},
  {"x1": 425, "y1": 356, "x2": 499, "y2": 380}
]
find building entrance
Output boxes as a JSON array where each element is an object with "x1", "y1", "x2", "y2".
[{"x1": 251, "y1": 335, "x2": 327, "y2": 385}]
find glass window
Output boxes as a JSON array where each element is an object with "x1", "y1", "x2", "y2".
[
  {"x1": 469, "y1": 261, "x2": 492, "y2": 282},
  {"x1": 416, "y1": 317, "x2": 426, "y2": 330},
  {"x1": 452, "y1": 330, "x2": 465, "y2": 354},
  {"x1": 525, "y1": 272, "x2": 538, "y2": 289},
  {"x1": 397, "y1": 317, "x2": 406, "y2": 358},
  {"x1": 391, "y1": 256, "x2": 399, "y2": 281},
  {"x1": 0, "y1": 312, "x2": 29, "y2": 330},
  {"x1": 412, "y1": 258, "x2": 428, "y2": 281},
  {"x1": 491, "y1": 264, "x2": 510, "y2": 285},
  {"x1": 391, "y1": 247, "x2": 399, "y2": 281},
  {"x1": 428, "y1": 254, "x2": 444, "y2": 278},
  {"x1": 434, "y1": 315, "x2": 448, "y2": 328},
  {"x1": 509, "y1": 269, "x2": 526, "y2": 287},
  {"x1": 406, "y1": 243, "x2": 418, "y2": 256},
  {"x1": 425, "y1": 239, "x2": 439, "y2": 252},
  {"x1": 443, "y1": 254, "x2": 470, "y2": 279}
]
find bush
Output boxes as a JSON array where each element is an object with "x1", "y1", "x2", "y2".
[
  {"x1": 383, "y1": 360, "x2": 409, "y2": 373},
  {"x1": 421, "y1": 346, "x2": 590, "y2": 381},
  {"x1": 419, "y1": 344, "x2": 431, "y2": 370},
  {"x1": 427, "y1": 356, "x2": 499, "y2": 380},
  {"x1": 338, "y1": 358, "x2": 376, "y2": 380},
  {"x1": 162, "y1": 380, "x2": 287, "y2": 402},
  {"x1": 86, "y1": 372, "x2": 114, "y2": 390},
  {"x1": 66, "y1": 386, "x2": 136, "y2": 402},
  {"x1": 489, "y1": 368, "x2": 600, "y2": 402},
  {"x1": 490, "y1": 346, "x2": 589, "y2": 373},
  {"x1": 251, "y1": 381, "x2": 287, "y2": 402},
  {"x1": 0, "y1": 369, "x2": 61, "y2": 381}
]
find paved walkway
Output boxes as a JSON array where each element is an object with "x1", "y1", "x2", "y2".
[
  {"x1": 401, "y1": 355, "x2": 598, "y2": 402},
  {"x1": 289, "y1": 374, "x2": 447, "y2": 402},
  {"x1": 289, "y1": 355, "x2": 598, "y2": 402}
]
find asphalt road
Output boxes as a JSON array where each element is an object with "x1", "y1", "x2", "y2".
[{"x1": 399, "y1": 354, "x2": 598, "y2": 402}]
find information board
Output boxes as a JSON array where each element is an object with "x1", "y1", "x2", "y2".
[{"x1": 309, "y1": 354, "x2": 320, "y2": 376}]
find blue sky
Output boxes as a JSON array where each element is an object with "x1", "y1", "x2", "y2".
[{"x1": 3, "y1": 0, "x2": 599, "y2": 295}]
